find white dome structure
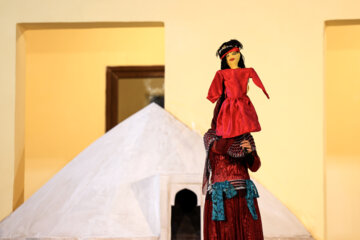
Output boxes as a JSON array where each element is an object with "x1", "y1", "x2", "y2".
[{"x1": 0, "y1": 103, "x2": 312, "y2": 240}]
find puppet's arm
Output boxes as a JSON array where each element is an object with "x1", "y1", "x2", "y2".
[
  {"x1": 250, "y1": 68, "x2": 270, "y2": 99},
  {"x1": 207, "y1": 70, "x2": 224, "y2": 103}
]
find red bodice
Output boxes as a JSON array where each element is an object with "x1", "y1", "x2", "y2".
[
  {"x1": 209, "y1": 148, "x2": 261, "y2": 184},
  {"x1": 209, "y1": 150, "x2": 250, "y2": 183}
]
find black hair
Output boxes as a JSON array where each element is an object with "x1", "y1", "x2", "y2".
[
  {"x1": 211, "y1": 39, "x2": 246, "y2": 130},
  {"x1": 216, "y1": 39, "x2": 246, "y2": 70}
]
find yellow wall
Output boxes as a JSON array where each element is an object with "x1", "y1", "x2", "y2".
[
  {"x1": 325, "y1": 20, "x2": 360, "y2": 240},
  {"x1": 23, "y1": 24, "x2": 164, "y2": 200},
  {"x1": 13, "y1": 25, "x2": 27, "y2": 210},
  {"x1": 2, "y1": 1, "x2": 360, "y2": 239}
]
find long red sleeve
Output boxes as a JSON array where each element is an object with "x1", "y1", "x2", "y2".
[
  {"x1": 250, "y1": 68, "x2": 270, "y2": 99},
  {"x1": 207, "y1": 70, "x2": 224, "y2": 103},
  {"x1": 246, "y1": 150, "x2": 261, "y2": 172}
]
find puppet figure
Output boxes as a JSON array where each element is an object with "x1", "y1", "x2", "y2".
[
  {"x1": 202, "y1": 39, "x2": 268, "y2": 240},
  {"x1": 207, "y1": 40, "x2": 270, "y2": 139}
]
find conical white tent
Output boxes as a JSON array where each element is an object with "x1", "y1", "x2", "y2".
[{"x1": 0, "y1": 103, "x2": 313, "y2": 239}]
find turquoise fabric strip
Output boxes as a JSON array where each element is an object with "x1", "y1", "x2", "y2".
[
  {"x1": 245, "y1": 179, "x2": 259, "y2": 220},
  {"x1": 211, "y1": 179, "x2": 260, "y2": 221},
  {"x1": 211, "y1": 180, "x2": 237, "y2": 221}
]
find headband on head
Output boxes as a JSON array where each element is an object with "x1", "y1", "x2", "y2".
[{"x1": 220, "y1": 47, "x2": 240, "y2": 59}]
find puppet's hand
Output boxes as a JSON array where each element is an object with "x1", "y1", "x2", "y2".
[{"x1": 240, "y1": 140, "x2": 253, "y2": 153}]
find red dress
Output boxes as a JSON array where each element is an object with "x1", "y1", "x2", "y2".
[{"x1": 207, "y1": 68, "x2": 270, "y2": 138}]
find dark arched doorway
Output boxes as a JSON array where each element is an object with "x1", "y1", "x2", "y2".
[{"x1": 171, "y1": 188, "x2": 200, "y2": 240}]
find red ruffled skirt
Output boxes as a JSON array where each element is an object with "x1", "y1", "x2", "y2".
[
  {"x1": 203, "y1": 188, "x2": 264, "y2": 240},
  {"x1": 216, "y1": 97, "x2": 261, "y2": 139}
]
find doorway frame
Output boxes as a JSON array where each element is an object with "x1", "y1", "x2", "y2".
[{"x1": 105, "y1": 65, "x2": 165, "y2": 131}]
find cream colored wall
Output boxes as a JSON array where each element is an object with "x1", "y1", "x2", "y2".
[
  {"x1": 23, "y1": 25, "x2": 164, "y2": 200},
  {"x1": 325, "y1": 21, "x2": 360, "y2": 240},
  {"x1": 1, "y1": 1, "x2": 360, "y2": 239}
]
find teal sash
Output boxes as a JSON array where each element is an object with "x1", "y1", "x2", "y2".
[
  {"x1": 245, "y1": 179, "x2": 259, "y2": 220},
  {"x1": 211, "y1": 179, "x2": 259, "y2": 221}
]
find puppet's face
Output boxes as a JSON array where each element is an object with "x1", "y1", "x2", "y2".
[{"x1": 226, "y1": 51, "x2": 240, "y2": 68}]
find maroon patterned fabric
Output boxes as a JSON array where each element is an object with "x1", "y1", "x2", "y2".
[
  {"x1": 202, "y1": 129, "x2": 218, "y2": 195},
  {"x1": 209, "y1": 150, "x2": 251, "y2": 183},
  {"x1": 202, "y1": 129, "x2": 260, "y2": 195},
  {"x1": 203, "y1": 149, "x2": 264, "y2": 239},
  {"x1": 204, "y1": 189, "x2": 264, "y2": 240}
]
